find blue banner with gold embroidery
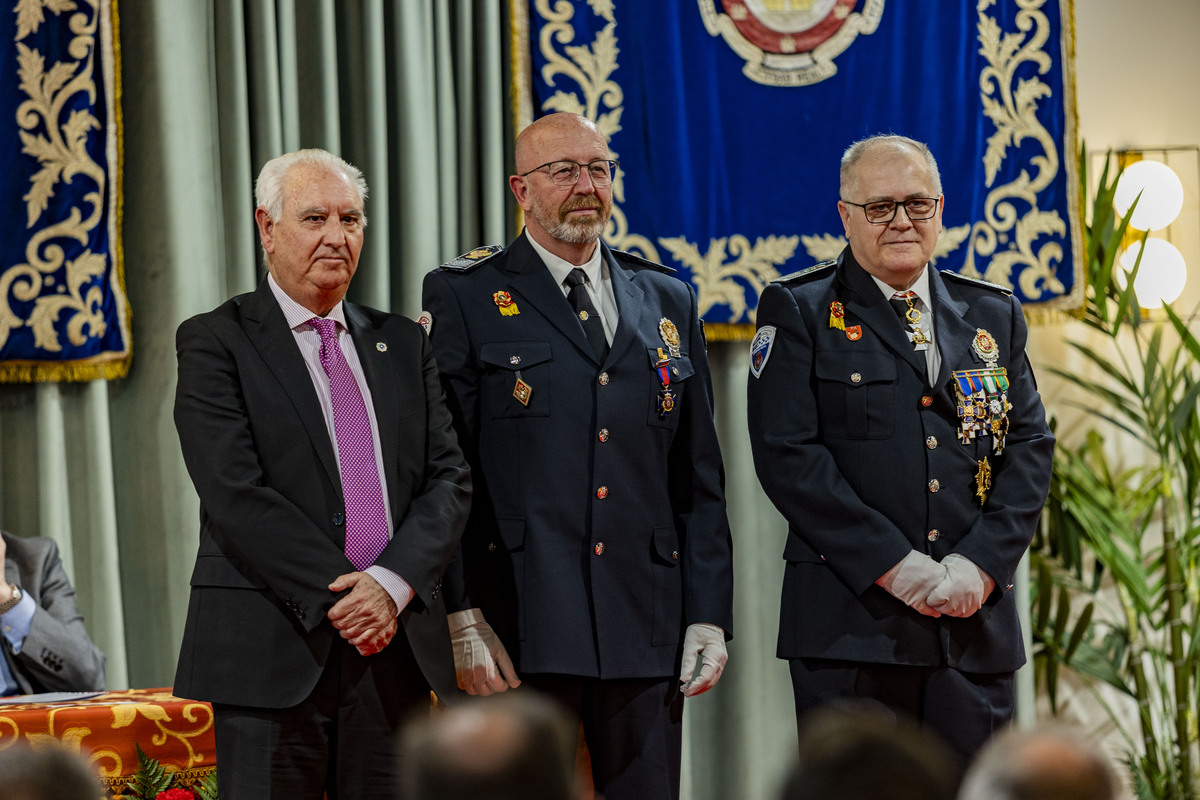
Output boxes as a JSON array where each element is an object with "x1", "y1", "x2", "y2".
[
  {"x1": 0, "y1": 0, "x2": 129, "y2": 382},
  {"x1": 513, "y1": 0, "x2": 1081, "y2": 338}
]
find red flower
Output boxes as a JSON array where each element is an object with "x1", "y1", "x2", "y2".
[{"x1": 155, "y1": 789, "x2": 196, "y2": 800}]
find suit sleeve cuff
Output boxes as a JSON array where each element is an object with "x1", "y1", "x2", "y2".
[{"x1": 1, "y1": 591, "x2": 36, "y2": 654}]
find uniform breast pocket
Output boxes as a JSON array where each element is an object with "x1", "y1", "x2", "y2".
[
  {"x1": 480, "y1": 341, "x2": 552, "y2": 418},
  {"x1": 815, "y1": 351, "x2": 895, "y2": 439},
  {"x1": 646, "y1": 348, "x2": 694, "y2": 430}
]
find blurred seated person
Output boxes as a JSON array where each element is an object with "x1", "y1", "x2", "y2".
[
  {"x1": 1, "y1": 530, "x2": 106, "y2": 696},
  {"x1": 0, "y1": 742, "x2": 102, "y2": 800},
  {"x1": 398, "y1": 691, "x2": 585, "y2": 800},
  {"x1": 957, "y1": 725, "x2": 1120, "y2": 800},
  {"x1": 780, "y1": 704, "x2": 961, "y2": 800}
]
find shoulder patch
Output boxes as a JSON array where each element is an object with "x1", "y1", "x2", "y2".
[
  {"x1": 610, "y1": 247, "x2": 676, "y2": 275},
  {"x1": 941, "y1": 270, "x2": 1013, "y2": 296},
  {"x1": 749, "y1": 325, "x2": 776, "y2": 378},
  {"x1": 416, "y1": 310, "x2": 433, "y2": 335},
  {"x1": 775, "y1": 259, "x2": 837, "y2": 286},
  {"x1": 439, "y1": 244, "x2": 504, "y2": 272}
]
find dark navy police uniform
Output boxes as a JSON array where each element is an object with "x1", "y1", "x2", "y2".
[
  {"x1": 422, "y1": 232, "x2": 734, "y2": 799},
  {"x1": 747, "y1": 247, "x2": 1053, "y2": 759}
]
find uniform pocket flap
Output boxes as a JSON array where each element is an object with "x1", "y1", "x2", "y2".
[
  {"x1": 651, "y1": 525, "x2": 680, "y2": 566},
  {"x1": 646, "y1": 348, "x2": 695, "y2": 382},
  {"x1": 815, "y1": 351, "x2": 896, "y2": 385},
  {"x1": 480, "y1": 341, "x2": 552, "y2": 371}
]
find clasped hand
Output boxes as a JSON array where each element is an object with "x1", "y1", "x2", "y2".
[
  {"x1": 327, "y1": 572, "x2": 398, "y2": 657},
  {"x1": 878, "y1": 552, "x2": 995, "y2": 618}
]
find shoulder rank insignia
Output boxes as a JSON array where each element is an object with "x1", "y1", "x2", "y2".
[
  {"x1": 610, "y1": 247, "x2": 676, "y2": 274},
  {"x1": 493, "y1": 290, "x2": 520, "y2": 316},
  {"x1": 440, "y1": 244, "x2": 503, "y2": 272},
  {"x1": 941, "y1": 270, "x2": 1014, "y2": 296},
  {"x1": 776, "y1": 259, "x2": 837, "y2": 286}
]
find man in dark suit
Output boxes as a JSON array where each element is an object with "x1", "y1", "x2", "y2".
[
  {"x1": 1, "y1": 530, "x2": 106, "y2": 695},
  {"x1": 421, "y1": 112, "x2": 734, "y2": 800},
  {"x1": 172, "y1": 148, "x2": 470, "y2": 799},
  {"x1": 747, "y1": 134, "x2": 1054, "y2": 760}
]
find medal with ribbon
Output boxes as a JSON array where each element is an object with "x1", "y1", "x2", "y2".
[
  {"x1": 655, "y1": 347, "x2": 676, "y2": 416},
  {"x1": 953, "y1": 365, "x2": 1012, "y2": 453}
]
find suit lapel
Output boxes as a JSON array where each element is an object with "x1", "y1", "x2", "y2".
[
  {"x1": 837, "y1": 250, "x2": 928, "y2": 377},
  {"x1": 505, "y1": 235, "x2": 605, "y2": 365},
  {"x1": 928, "y1": 268, "x2": 977, "y2": 389},
  {"x1": 603, "y1": 244, "x2": 644, "y2": 365},
  {"x1": 241, "y1": 281, "x2": 342, "y2": 492},
  {"x1": 345, "y1": 303, "x2": 401, "y2": 519}
]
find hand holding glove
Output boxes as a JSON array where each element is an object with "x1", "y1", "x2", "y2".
[
  {"x1": 876, "y1": 551, "x2": 947, "y2": 618},
  {"x1": 927, "y1": 554, "x2": 996, "y2": 618},
  {"x1": 679, "y1": 623, "x2": 728, "y2": 697},
  {"x1": 448, "y1": 608, "x2": 521, "y2": 695}
]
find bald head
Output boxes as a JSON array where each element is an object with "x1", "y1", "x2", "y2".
[
  {"x1": 514, "y1": 113, "x2": 608, "y2": 175},
  {"x1": 958, "y1": 727, "x2": 1120, "y2": 800}
]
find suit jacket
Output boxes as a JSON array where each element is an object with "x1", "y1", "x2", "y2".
[
  {"x1": 747, "y1": 248, "x2": 1054, "y2": 673},
  {"x1": 172, "y1": 279, "x2": 471, "y2": 709},
  {"x1": 1, "y1": 532, "x2": 106, "y2": 694},
  {"x1": 421, "y1": 234, "x2": 734, "y2": 679}
]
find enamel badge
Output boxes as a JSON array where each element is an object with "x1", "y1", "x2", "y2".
[
  {"x1": 828, "y1": 301, "x2": 845, "y2": 331},
  {"x1": 953, "y1": 367, "x2": 1012, "y2": 454},
  {"x1": 972, "y1": 328, "x2": 1000, "y2": 366},
  {"x1": 493, "y1": 291, "x2": 520, "y2": 317},
  {"x1": 749, "y1": 325, "x2": 776, "y2": 379}
]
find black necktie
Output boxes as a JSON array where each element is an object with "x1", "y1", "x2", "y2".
[{"x1": 564, "y1": 268, "x2": 609, "y2": 361}]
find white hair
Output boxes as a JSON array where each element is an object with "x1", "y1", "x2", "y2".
[
  {"x1": 839, "y1": 134, "x2": 942, "y2": 200},
  {"x1": 254, "y1": 148, "x2": 369, "y2": 225}
]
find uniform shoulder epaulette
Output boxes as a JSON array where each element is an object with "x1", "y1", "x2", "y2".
[
  {"x1": 610, "y1": 247, "x2": 676, "y2": 275},
  {"x1": 438, "y1": 244, "x2": 504, "y2": 272},
  {"x1": 941, "y1": 270, "x2": 1013, "y2": 295},
  {"x1": 775, "y1": 259, "x2": 837, "y2": 285}
]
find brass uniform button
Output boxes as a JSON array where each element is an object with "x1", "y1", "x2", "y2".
[
  {"x1": 598, "y1": 428, "x2": 610, "y2": 442},
  {"x1": 598, "y1": 372, "x2": 610, "y2": 385},
  {"x1": 596, "y1": 486, "x2": 609, "y2": 499},
  {"x1": 594, "y1": 542, "x2": 606, "y2": 556},
  {"x1": 927, "y1": 529, "x2": 941, "y2": 542},
  {"x1": 928, "y1": 479, "x2": 940, "y2": 493},
  {"x1": 850, "y1": 372, "x2": 862, "y2": 384},
  {"x1": 925, "y1": 436, "x2": 938, "y2": 450}
]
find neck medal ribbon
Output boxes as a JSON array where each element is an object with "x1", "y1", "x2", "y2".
[{"x1": 952, "y1": 329, "x2": 1012, "y2": 454}]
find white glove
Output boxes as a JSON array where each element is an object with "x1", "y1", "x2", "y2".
[
  {"x1": 679, "y1": 623, "x2": 727, "y2": 697},
  {"x1": 876, "y1": 551, "x2": 946, "y2": 618},
  {"x1": 448, "y1": 608, "x2": 521, "y2": 695},
  {"x1": 927, "y1": 554, "x2": 996, "y2": 618}
]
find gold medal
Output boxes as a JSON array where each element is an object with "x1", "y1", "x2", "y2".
[
  {"x1": 975, "y1": 458, "x2": 992, "y2": 505},
  {"x1": 493, "y1": 290, "x2": 520, "y2": 317},
  {"x1": 659, "y1": 318, "x2": 682, "y2": 358},
  {"x1": 972, "y1": 328, "x2": 999, "y2": 366},
  {"x1": 513, "y1": 375, "x2": 532, "y2": 406}
]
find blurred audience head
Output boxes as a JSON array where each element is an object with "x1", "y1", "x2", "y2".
[
  {"x1": 779, "y1": 704, "x2": 961, "y2": 800},
  {"x1": 398, "y1": 691, "x2": 582, "y2": 800},
  {"x1": 957, "y1": 725, "x2": 1120, "y2": 800},
  {"x1": 0, "y1": 743, "x2": 100, "y2": 800}
]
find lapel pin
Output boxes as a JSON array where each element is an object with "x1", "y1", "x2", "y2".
[{"x1": 493, "y1": 290, "x2": 520, "y2": 317}]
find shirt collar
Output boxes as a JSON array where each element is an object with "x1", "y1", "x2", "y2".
[
  {"x1": 524, "y1": 229, "x2": 604, "y2": 288},
  {"x1": 268, "y1": 272, "x2": 348, "y2": 331},
  {"x1": 870, "y1": 266, "x2": 933, "y2": 310}
]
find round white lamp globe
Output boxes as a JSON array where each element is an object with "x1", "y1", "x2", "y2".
[
  {"x1": 1114, "y1": 160, "x2": 1185, "y2": 231},
  {"x1": 1118, "y1": 238, "x2": 1188, "y2": 309}
]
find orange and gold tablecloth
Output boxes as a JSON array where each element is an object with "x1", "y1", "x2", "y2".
[{"x1": 0, "y1": 687, "x2": 215, "y2": 798}]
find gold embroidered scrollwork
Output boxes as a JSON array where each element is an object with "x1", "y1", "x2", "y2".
[{"x1": 2, "y1": 0, "x2": 110, "y2": 356}]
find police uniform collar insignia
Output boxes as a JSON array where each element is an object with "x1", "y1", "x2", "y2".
[
  {"x1": 828, "y1": 301, "x2": 845, "y2": 331},
  {"x1": 659, "y1": 318, "x2": 682, "y2": 358},
  {"x1": 493, "y1": 290, "x2": 520, "y2": 316},
  {"x1": 749, "y1": 325, "x2": 776, "y2": 378},
  {"x1": 440, "y1": 244, "x2": 503, "y2": 272}
]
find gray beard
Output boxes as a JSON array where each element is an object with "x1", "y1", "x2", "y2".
[{"x1": 546, "y1": 214, "x2": 608, "y2": 244}]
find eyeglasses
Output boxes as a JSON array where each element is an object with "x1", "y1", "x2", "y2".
[
  {"x1": 520, "y1": 160, "x2": 620, "y2": 187},
  {"x1": 842, "y1": 196, "x2": 941, "y2": 224}
]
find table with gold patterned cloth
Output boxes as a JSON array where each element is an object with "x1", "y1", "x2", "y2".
[{"x1": 0, "y1": 687, "x2": 214, "y2": 798}]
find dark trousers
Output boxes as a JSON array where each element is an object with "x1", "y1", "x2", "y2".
[
  {"x1": 788, "y1": 657, "x2": 1014, "y2": 762},
  {"x1": 213, "y1": 633, "x2": 429, "y2": 800},
  {"x1": 522, "y1": 673, "x2": 685, "y2": 800}
]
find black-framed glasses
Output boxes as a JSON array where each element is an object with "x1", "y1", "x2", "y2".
[
  {"x1": 520, "y1": 160, "x2": 619, "y2": 186},
  {"x1": 842, "y1": 196, "x2": 941, "y2": 224}
]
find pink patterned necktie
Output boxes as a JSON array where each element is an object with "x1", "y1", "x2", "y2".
[{"x1": 310, "y1": 317, "x2": 388, "y2": 570}]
